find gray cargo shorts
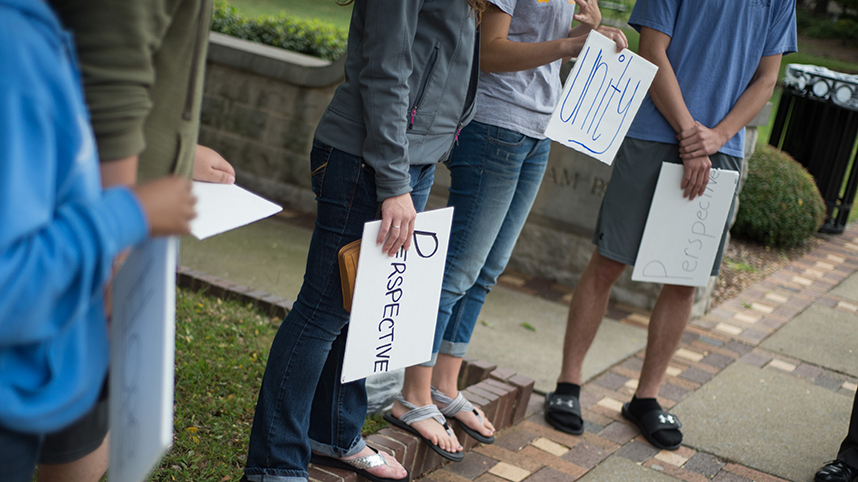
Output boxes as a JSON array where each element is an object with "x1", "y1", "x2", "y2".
[{"x1": 592, "y1": 138, "x2": 741, "y2": 277}]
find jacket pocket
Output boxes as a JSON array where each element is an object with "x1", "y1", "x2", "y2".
[{"x1": 408, "y1": 42, "x2": 441, "y2": 134}]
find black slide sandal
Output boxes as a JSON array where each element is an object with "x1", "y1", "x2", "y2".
[
  {"x1": 544, "y1": 392, "x2": 584, "y2": 435},
  {"x1": 621, "y1": 402, "x2": 683, "y2": 450}
]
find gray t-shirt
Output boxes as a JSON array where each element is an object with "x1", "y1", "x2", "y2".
[{"x1": 474, "y1": 0, "x2": 576, "y2": 139}]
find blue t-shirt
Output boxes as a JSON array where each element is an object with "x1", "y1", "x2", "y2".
[{"x1": 626, "y1": 0, "x2": 797, "y2": 157}]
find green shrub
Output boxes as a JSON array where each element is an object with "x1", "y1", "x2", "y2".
[
  {"x1": 796, "y1": 6, "x2": 858, "y2": 44},
  {"x1": 732, "y1": 144, "x2": 825, "y2": 247},
  {"x1": 211, "y1": 0, "x2": 347, "y2": 61}
]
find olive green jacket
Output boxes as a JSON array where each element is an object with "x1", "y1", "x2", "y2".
[{"x1": 50, "y1": 0, "x2": 212, "y2": 181}]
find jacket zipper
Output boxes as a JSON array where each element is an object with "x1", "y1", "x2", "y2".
[
  {"x1": 455, "y1": 25, "x2": 480, "y2": 144},
  {"x1": 409, "y1": 44, "x2": 440, "y2": 130},
  {"x1": 183, "y1": 1, "x2": 209, "y2": 121}
]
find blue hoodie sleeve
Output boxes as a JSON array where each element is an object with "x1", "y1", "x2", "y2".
[{"x1": 0, "y1": 88, "x2": 149, "y2": 347}]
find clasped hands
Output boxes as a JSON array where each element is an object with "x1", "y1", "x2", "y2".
[{"x1": 677, "y1": 121, "x2": 728, "y2": 200}]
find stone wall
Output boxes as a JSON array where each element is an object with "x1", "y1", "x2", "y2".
[
  {"x1": 199, "y1": 33, "x2": 770, "y2": 314},
  {"x1": 199, "y1": 33, "x2": 342, "y2": 215}
]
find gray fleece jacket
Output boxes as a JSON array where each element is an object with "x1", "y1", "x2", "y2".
[{"x1": 314, "y1": 0, "x2": 479, "y2": 201}]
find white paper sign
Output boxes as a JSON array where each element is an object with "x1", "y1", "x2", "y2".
[
  {"x1": 341, "y1": 207, "x2": 454, "y2": 383},
  {"x1": 632, "y1": 163, "x2": 739, "y2": 287},
  {"x1": 190, "y1": 182, "x2": 282, "y2": 239},
  {"x1": 109, "y1": 238, "x2": 177, "y2": 482},
  {"x1": 545, "y1": 30, "x2": 658, "y2": 165}
]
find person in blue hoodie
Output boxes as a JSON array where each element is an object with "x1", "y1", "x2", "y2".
[{"x1": 0, "y1": 1, "x2": 197, "y2": 481}]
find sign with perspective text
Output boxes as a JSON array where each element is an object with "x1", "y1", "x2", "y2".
[
  {"x1": 632, "y1": 163, "x2": 739, "y2": 287},
  {"x1": 341, "y1": 207, "x2": 454, "y2": 383}
]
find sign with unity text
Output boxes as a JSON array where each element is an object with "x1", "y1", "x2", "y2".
[
  {"x1": 110, "y1": 238, "x2": 177, "y2": 482},
  {"x1": 341, "y1": 207, "x2": 454, "y2": 383},
  {"x1": 632, "y1": 163, "x2": 739, "y2": 287},
  {"x1": 544, "y1": 30, "x2": 657, "y2": 165}
]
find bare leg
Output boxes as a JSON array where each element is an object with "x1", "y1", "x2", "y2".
[
  {"x1": 432, "y1": 354, "x2": 495, "y2": 438},
  {"x1": 620, "y1": 284, "x2": 694, "y2": 450},
  {"x1": 37, "y1": 434, "x2": 108, "y2": 482},
  {"x1": 391, "y1": 365, "x2": 461, "y2": 454},
  {"x1": 557, "y1": 249, "x2": 626, "y2": 385},
  {"x1": 635, "y1": 284, "x2": 696, "y2": 399}
]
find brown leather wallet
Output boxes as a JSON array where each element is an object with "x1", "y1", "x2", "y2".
[{"x1": 338, "y1": 239, "x2": 361, "y2": 312}]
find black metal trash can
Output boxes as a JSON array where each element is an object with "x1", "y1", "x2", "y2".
[{"x1": 769, "y1": 64, "x2": 858, "y2": 234}]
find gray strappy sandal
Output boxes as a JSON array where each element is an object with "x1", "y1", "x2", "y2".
[
  {"x1": 383, "y1": 395, "x2": 464, "y2": 462},
  {"x1": 431, "y1": 386, "x2": 495, "y2": 444}
]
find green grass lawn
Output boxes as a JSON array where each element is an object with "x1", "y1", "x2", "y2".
[
  {"x1": 149, "y1": 289, "x2": 386, "y2": 481},
  {"x1": 150, "y1": 289, "x2": 276, "y2": 481}
]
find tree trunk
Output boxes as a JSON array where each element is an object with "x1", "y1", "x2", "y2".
[{"x1": 814, "y1": 0, "x2": 830, "y2": 15}]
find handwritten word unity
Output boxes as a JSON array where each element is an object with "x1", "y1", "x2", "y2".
[{"x1": 545, "y1": 30, "x2": 657, "y2": 165}]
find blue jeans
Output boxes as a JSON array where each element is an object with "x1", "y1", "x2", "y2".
[
  {"x1": 0, "y1": 425, "x2": 42, "y2": 482},
  {"x1": 244, "y1": 141, "x2": 434, "y2": 482},
  {"x1": 427, "y1": 121, "x2": 550, "y2": 364}
]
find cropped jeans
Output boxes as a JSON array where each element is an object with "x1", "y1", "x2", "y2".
[
  {"x1": 244, "y1": 140, "x2": 434, "y2": 482},
  {"x1": 427, "y1": 121, "x2": 550, "y2": 364}
]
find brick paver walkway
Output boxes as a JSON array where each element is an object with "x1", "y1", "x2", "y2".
[{"x1": 416, "y1": 225, "x2": 858, "y2": 482}]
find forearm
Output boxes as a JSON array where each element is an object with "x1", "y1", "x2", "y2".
[
  {"x1": 713, "y1": 55, "x2": 781, "y2": 142},
  {"x1": 0, "y1": 188, "x2": 147, "y2": 344},
  {"x1": 99, "y1": 155, "x2": 139, "y2": 188},
  {"x1": 642, "y1": 46, "x2": 695, "y2": 134},
  {"x1": 569, "y1": 23, "x2": 592, "y2": 39},
  {"x1": 481, "y1": 36, "x2": 584, "y2": 73}
]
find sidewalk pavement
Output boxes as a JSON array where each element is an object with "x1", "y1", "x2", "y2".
[{"x1": 180, "y1": 214, "x2": 858, "y2": 482}]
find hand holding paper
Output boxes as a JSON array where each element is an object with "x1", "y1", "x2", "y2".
[
  {"x1": 193, "y1": 145, "x2": 236, "y2": 184},
  {"x1": 378, "y1": 193, "x2": 417, "y2": 257},
  {"x1": 133, "y1": 177, "x2": 197, "y2": 236}
]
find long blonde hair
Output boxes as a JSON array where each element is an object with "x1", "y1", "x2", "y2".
[
  {"x1": 337, "y1": 0, "x2": 487, "y2": 22},
  {"x1": 467, "y1": 0, "x2": 487, "y2": 22}
]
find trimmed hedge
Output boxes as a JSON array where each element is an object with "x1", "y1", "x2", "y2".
[
  {"x1": 796, "y1": 7, "x2": 858, "y2": 45},
  {"x1": 211, "y1": 0, "x2": 347, "y2": 61},
  {"x1": 731, "y1": 144, "x2": 825, "y2": 248}
]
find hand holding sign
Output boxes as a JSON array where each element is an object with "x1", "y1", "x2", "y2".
[
  {"x1": 545, "y1": 30, "x2": 657, "y2": 165},
  {"x1": 341, "y1": 208, "x2": 454, "y2": 384},
  {"x1": 632, "y1": 163, "x2": 739, "y2": 287}
]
